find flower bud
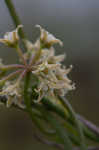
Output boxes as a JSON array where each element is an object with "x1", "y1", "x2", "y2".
[
  {"x1": 36, "y1": 25, "x2": 63, "y2": 48},
  {"x1": 0, "y1": 25, "x2": 23, "y2": 47}
]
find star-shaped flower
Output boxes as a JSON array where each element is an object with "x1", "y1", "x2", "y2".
[{"x1": 0, "y1": 25, "x2": 75, "y2": 107}]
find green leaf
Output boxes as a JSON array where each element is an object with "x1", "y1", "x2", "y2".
[{"x1": 34, "y1": 104, "x2": 73, "y2": 150}]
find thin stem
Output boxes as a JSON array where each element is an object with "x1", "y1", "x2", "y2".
[
  {"x1": 4, "y1": 1, "x2": 27, "y2": 65},
  {"x1": 23, "y1": 72, "x2": 73, "y2": 149},
  {"x1": 33, "y1": 131, "x2": 99, "y2": 150},
  {"x1": 23, "y1": 72, "x2": 55, "y2": 136},
  {"x1": 16, "y1": 45, "x2": 27, "y2": 65},
  {"x1": 59, "y1": 96, "x2": 87, "y2": 150},
  {"x1": 4, "y1": 0, "x2": 26, "y2": 39},
  {"x1": 24, "y1": 72, "x2": 31, "y2": 109},
  {"x1": 33, "y1": 131, "x2": 64, "y2": 150},
  {"x1": 30, "y1": 115, "x2": 56, "y2": 137},
  {"x1": 0, "y1": 64, "x2": 25, "y2": 71},
  {"x1": 18, "y1": 69, "x2": 27, "y2": 81},
  {"x1": 29, "y1": 53, "x2": 35, "y2": 66},
  {"x1": 75, "y1": 147, "x2": 99, "y2": 150},
  {"x1": 34, "y1": 104, "x2": 73, "y2": 150},
  {"x1": 41, "y1": 97, "x2": 99, "y2": 142},
  {"x1": 42, "y1": 97, "x2": 69, "y2": 119},
  {"x1": 29, "y1": 47, "x2": 42, "y2": 66},
  {"x1": 77, "y1": 114, "x2": 99, "y2": 137},
  {"x1": 0, "y1": 94, "x2": 99, "y2": 149}
]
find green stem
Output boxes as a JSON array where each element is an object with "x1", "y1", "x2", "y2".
[
  {"x1": 23, "y1": 73, "x2": 73, "y2": 149},
  {"x1": 59, "y1": 96, "x2": 87, "y2": 150},
  {"x1": 46, "y1": 114, "x2": 73, "y2": 150},
  {"x1": 5, "y1": 0, "x2": 26, "y2": 39},
  {"x1": 42, "y1": 97, "x2": 69, "y2": 119},
  {"x1": 23, "y1": 73, "x2": 41, "y2": 137},
  {"x1": 34, "y1": 104, "x2": 73, "y2": 150},
  {"x1": 30, "y1": 116, "x2": 56, "y2": 137},
  {"x1": 23, "y1": 73, "x2": 49, "y2": 135},
  {"x1": 15, "y1": 45, "x2": 27, "y2": 65},
  {"x1": 24, "y1": 72, "x2": 31, "y2": 110}
]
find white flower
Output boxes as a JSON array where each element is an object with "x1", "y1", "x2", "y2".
[
  {"x1": 36, "y1": 25, "x2": 63, "y2": 47},
  {"x1": 0, "y1": 25, "x2": 23, "y2": 47},
  {"x1": 32, "y1": 47, "x2": 75, "y2": 102},
  {"x1": 0, "y1": 81, "x2": 24, "y2": 108}
]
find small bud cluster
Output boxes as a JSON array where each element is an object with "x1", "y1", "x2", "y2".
[{"x1": 0, "y1": 25, "x2": 75, "y2": 107}]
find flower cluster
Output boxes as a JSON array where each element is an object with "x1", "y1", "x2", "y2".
[{"x1": 0, "y1": 25, "x2": 75, "y2": 107}]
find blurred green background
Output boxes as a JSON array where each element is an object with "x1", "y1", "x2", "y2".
[{"x1": 0, "y1": 0, "x2": 99, "y2": 149}]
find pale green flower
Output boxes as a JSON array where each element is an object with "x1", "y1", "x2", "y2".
[{"x1": 32, "y1": 45, "x2": 75, "y2": 102}]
